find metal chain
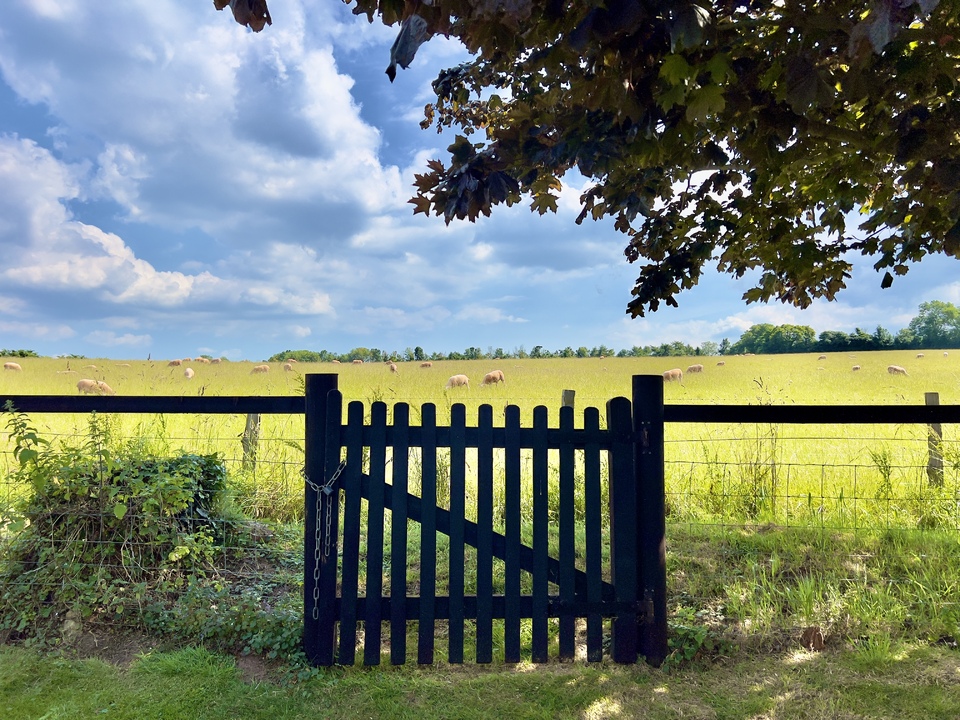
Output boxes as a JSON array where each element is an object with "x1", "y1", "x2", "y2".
[{"x1": 304, "y1": 459, "x2": 346, "y2": 620}]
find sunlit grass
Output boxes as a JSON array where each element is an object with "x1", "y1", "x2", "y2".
[{"x1": 2, "y1": 351, "x2": 959, "y2": 527}]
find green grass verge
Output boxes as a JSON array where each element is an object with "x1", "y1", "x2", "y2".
[{"x1": 3, "y1": 642, "x2": 960, "y2": 720}]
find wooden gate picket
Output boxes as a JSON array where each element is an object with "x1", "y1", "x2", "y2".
[{"x1": 303, "y1": 373, "x2": 669, "y2": 667}]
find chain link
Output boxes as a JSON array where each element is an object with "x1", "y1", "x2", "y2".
[{"x1": 305, "y1": 459, "x2": 346, "y2": 620}]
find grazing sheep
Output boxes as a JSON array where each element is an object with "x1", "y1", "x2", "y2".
[
  {"x1": 168, "y1": 359, "x2": 182, "y2": 367},
  {"x1": 852, "y1": 365, "x2": 861, "y2": 371},
  {"x1": 116, "y1": 363, "x2": 131, "y2": 367},
  {"x1": 388, "y1": 362, "x2": 399, "y2": 374},
  {"x1": 481, "y1": 369, "x2": 505, "y2": 385},
  {"x1": 3, "y1": 362, "x2": 22, "y2": 371},
  {"x1": 420, "y1": 361, "x2": 433, "y2": 368},
  {"x1": 287, "y1": 358, "x2": 298, "y2": 363},
  {"x1": 331, "y1": 359, "x2": 341, "y2": 364},
  {"x1": 663, "y1": 368, "x2": 683, "y2": 382},
  {"x1": 283, "y1": 362, "x2": 294, "y2": 372},
  {"x1": 716, "y1": 361, "x2": 725, "y2": 366},
  {"x1": 83, "y1": 364, "x2": 97, "y2": 370},
  {"x1": 818, "y1": 354, "x2": 827, "y2": 360},
  {"x1": 184, "y1": 368, "x2": 195, "y2": 379},
  {"x1": 210, "y1": 358, "x2": 222, "y2": 364},
  {"x1": 888, "y1": 365, "x2": 908, "y2": 376},
  {"x1": 686, "y1": 364, "x2": 704, "y2": 373},
  {"x1": 196, "y1": 357, "x2": 211, "y2": 364},
  {"x1": 945, "y1": 352, "x2": 949, "y2": 357},
  {"x1": 97, "y1": 381, "x2": 116, "y2": 396},
  {"x1": 182, "y1": 357, "x2": 192, "y2": 362},
  {"x1": 352, "y1": 359, "x2": 363, "y2": 365},
  {"x1": 445, "y1": 374, "x2": 469, "y2": 389},
  {"x1": 251, "y1": 364, "x2": 270, "y2": 374},
  {"x1": 77, "y1": 378, "x2": 100, "y2": 394},
  {"x1": 916, "y1": 353, "x2": 925, "y2": 359}
]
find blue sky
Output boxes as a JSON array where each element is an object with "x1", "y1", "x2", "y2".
[{"x1": 0, "y1": 1, "x2": 957, "y2": 362}]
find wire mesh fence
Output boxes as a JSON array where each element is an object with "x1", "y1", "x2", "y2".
[{"x1": 1, "y1": 398, "x2": 958, "y2": 647}]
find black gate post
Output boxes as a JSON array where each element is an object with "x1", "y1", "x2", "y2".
[
  {"x1": 303, "y1": 373, "x2": 339, "y2": 665},
  {"x1": 632, "y1": 375, "x2": 668, "y2": 666}
]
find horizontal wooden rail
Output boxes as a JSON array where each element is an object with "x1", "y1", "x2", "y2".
[
  {"x1": 4, "y1": 395, "x2": 959, "y2": 425},
  {"x1": 0, "y1": 395, "x2": 304, "y2": 414},
  {"x1": 664, "y1": 404, "x2": 960, "y2": 424}
]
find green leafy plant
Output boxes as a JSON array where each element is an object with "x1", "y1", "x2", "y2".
[
  {"x1": 0, "y1": 408, "x2": 233, "y2": 643},
  {"x1": 662, "y1": 606, "x2": 733, "y2": 671}
]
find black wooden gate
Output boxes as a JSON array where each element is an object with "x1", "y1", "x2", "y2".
[{"x1": 302, "y1": 374, "x2": 667, "y2": 666}]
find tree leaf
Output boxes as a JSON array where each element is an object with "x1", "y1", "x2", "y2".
[
  {"x1": 685, "y1": 84, "x2": 725, "y2": 123},
  {"x1": 113, "y1": 503, "x2": 128, "y2": 520},
  {"x1": 660, "y1": 54, "x2": 693, "y2": 85}
]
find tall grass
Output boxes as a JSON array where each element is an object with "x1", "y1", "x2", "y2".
[{"x1": 2, "y1": 351, "x2": 958, "y2": 529}]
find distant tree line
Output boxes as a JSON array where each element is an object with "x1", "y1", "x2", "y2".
[
  {"x1": 13, "y1": 303, "x2": 957, "y2": 364},
  {"x1": 269, "y1": 302, "x2": 960, "y2": 362}
]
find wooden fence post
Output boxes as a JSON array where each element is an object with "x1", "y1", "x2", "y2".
[
  {"x1": 241, "y1": 413, "x2": 260, "y2": 470},
  {"x1": 562, "y1": 389, "x2": 576, "y2": 409},
  {"x1": 632, "y1": 374, "x2": 668, "y2": 667},
  {"x1": 926, "y1": 392, "x2": 944, "y2": 487},
  {"x1": 303, "y1": 373, "x2": 339, "y2": 665}
]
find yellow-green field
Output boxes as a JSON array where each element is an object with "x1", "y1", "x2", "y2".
[{"x1": 1, "y1": 351, "x2": 958, "y2": 529}]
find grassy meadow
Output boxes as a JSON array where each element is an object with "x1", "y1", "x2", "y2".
[
  {"x1": 3, "y1": 352, "x2": 960, "y2": 718},
  {"x1": 1, "y1": 350, "x2": 957, "y2": 529}
]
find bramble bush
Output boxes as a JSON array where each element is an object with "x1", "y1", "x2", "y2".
[{"x1": 0, "y1": 404, "x2": 235, "y2": 644}]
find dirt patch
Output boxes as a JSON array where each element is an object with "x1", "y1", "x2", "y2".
[
  {"x1": 70, "y1": 628, "x2": 164, "y2": 668},
  {"x1": 235, "y1": 653, "x2": 279, "y2": 684}
]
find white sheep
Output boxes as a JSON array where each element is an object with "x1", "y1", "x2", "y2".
[
  {"x1": 481, "y1": 369, "x2": 505, "y2": 385},
  {"x1": 716, "y1": 361, "x2": 725, "y2": 366},
  {"x1": 818, "y1": 354, "x2": 827, "y2": 360},
  {"x1": 283, "y1": 362, "x2": 294, "y2": 372},
  {"x1": 888, "y1": 365, "x2": 908, "y2": 376},
  {"x1": 852, "y1": 365, "x2": 861, "y2": 371},
  {"x1": 168, "y1": 359, "x2": 182, "y2": 367},
  {"x1": 210, "y1": 358, "x2": 222, "y2": 364},
  {"x1": 445, "y1": 374, "x2": 469, "y2": 389},
  {"x1": 388, "y1": 362, "x2": 399, "y2": 374},
  {"x1": 184, "y1": 367, "x2": 195, "y2": 379},
  {"x1": 352, "y1": 359, "x2": 363, "y2": 365},
  {"x1": 917, "y1": 353, "x2": 925, "y2": 359},
  {"x1": 686, "y1": 364, "x2": 704, "y2": 373},
  {"x1": 196, "y1": 357, "x2": 211, "y2": 364},
  {"x1": 3, "y1": 362, "x2": 22, "y2": 371},
  {"x1": 77, "y1": 378, "x2": 98, "y2": 393},
  {"x1": 662, "y1": 368, "x2": 683, "y2": 382},
  {"x1": 251, "y1": 364, "x2": 270, "y2": 374},
  {"x1": 97, "y1": 380, "x2": 116, "y2": 396},
  {"x1": 331, "y1": 359, "x2": 341, "y2": 364},
  {"x1": 419, "y1": 361, "x2": 433, "y2": 368}
]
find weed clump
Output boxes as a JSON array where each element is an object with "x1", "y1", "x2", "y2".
[{"x1": 0, "y1": 405, "x2": 234, "y2": 644}]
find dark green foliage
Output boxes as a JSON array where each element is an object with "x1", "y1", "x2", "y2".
[
  {"x1": 0, "y1": 349, "x2": 39, "y2": 358},
  {"x1": 0, "y1": 408, "x2": 231, "y2": 643},
  {"x1": 346, "y1": 0, "x2": 960, "y2": 316}
]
